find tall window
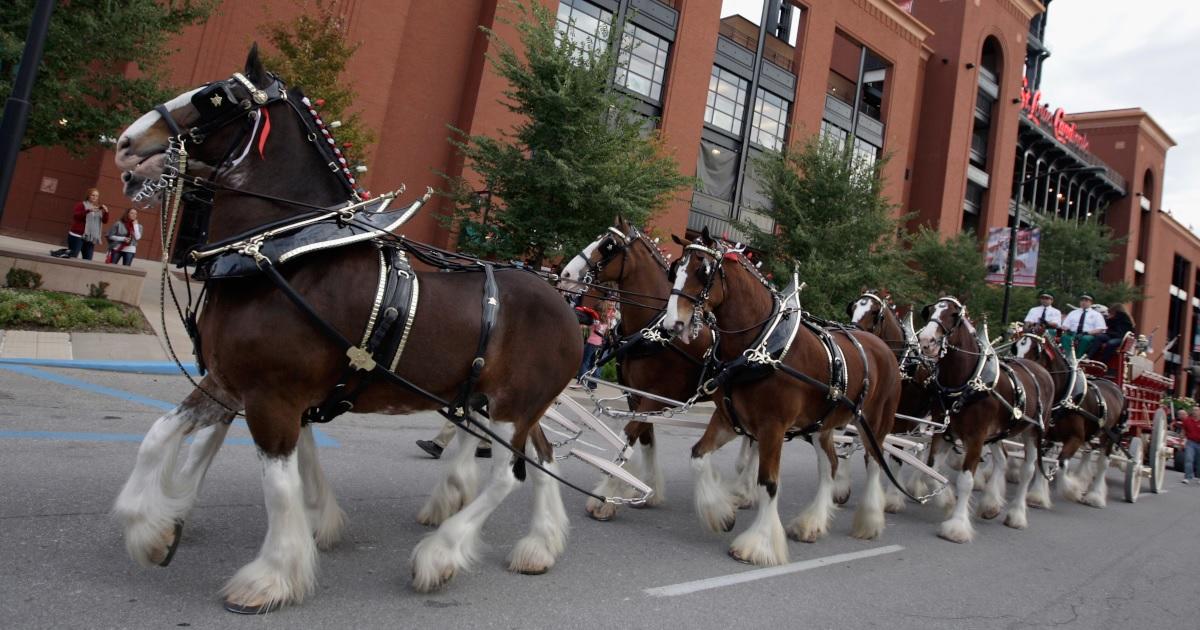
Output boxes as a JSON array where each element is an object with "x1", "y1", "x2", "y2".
[
  {"x1": 705, "y1": 66, "x2": 749, "y2": 135},
  {"x1": 556, "y1": 0, "x2": 613, "y2": 54},
  {"x1": 617, "y1": 23, "x2": 669, "y2": 102},
  {"x1": 750, "y1": 89, "x2": 788, "y2": 151}
]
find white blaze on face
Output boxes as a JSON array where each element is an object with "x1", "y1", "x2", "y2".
[
  {"x1": 1015, "y1": 336, "x2": 1033, "y2": 358},
  {"x1": 118, "y1": 87, "x2": 202, "y2": 148},
  {"x1": 663, "y1": 254, "x2": 691, "y2": 341},
  {"x1": 851, "y1": 298, "x2": 874, "y2": 326},
  {"x1": 918, "y1": 301, "x2": 948, "y2": 357},
  {"x1": 558, "y1": 237, "x2": 601, "y2": 292}
]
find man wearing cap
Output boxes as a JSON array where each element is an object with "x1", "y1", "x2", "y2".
[
  {"x1": 1060, "y1": 293, "x2": 1107, "y2": 356},
  {"x1": 1023, "y1": 291, "x2": 1062, "y2": 336}
]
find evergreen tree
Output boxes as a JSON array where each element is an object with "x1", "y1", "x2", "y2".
[
  {"x1": 739, "y1": 134, "x2": 913, "y2": 320},
  {"x1": 0, "y1": 0, "x2": 216, "y2": 154},
  {"x1": 258, "y1": 0, "x2": 374, "y2": 172},
  {"x1": 1032, "y1": 214, "x2": 1140, "y2": 309},
  {"x1": 906, "y1": 227, "x2": 1006, "y2": 324},
  {"x1": 444, "y1": 2, "x2": 690, "y2": 266}
]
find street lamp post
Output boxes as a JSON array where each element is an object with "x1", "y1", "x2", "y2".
[
  {"x1": 999, "y1": 165, "x2": 1106, "y2": 325},
  {"x1": 0, "y1": 0, "x2": 56, "y2": 225}
]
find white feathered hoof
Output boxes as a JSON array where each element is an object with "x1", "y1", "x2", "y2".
[
  {"x1": 1059, "y1": 475, "x2": 1084, "y2": 503},
  {"x1": 312, "y1": 506, "x2": 346, "y2": 551},
  {"x1": 884, "y1": 490, "x2": 906, "y2": 514},
  {"x1": 585, "y1": 497, "x2": 619, "y2": 522},
  {"x1": 1026, "y1": 489, "x2": 1052, "y2": 510},
  {"x1": 1081, "y1": 490, "x2": 1107, "y2": 509},
  {"x1": 220, "y1": 554, "x2": 315, "y2": 615},
  {"x1": 410, "y1": 533, "x2": 474, "y2": 593},
  {"x1": 508, "y1": 537, "x2": 557, "y2": 576},
  {"x1": 416, "y1": 485, "x2": 466, "y2": 528},
  {"x1": 850, "y1": 508, "x2": 885, "y2": 540},
  {"x1": 786, "y1": 512, "x2": 830, "y2": 544},
  {"x1": 832, "y1": 487, "x2": 851, "y2": 506},
  {"x1": 730, "y1": 492, "x2": 757, "y2": 510},
  {"x1": 1003, "y1": 507, "x2": 1028, "y2": 530},
  {"x1": 118, "y1": 513, "x2": 182, "y2": 568},
  {"x1": 937, "y1": 517, "x2": 975, "y2": 544},
  {"x1": 699, "y1": 502, "x2": 737, "y2": 533},
  {"x1": 728, "y1": 524, "x2": 788, "y2": 566},
  {"x1": 977, "y1": 497, "x2": 1003, "y2": 521}
]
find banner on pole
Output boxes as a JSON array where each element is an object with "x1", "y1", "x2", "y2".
[{"x1": 985, "y1": 227, "x2": 1041, "y2": 287}]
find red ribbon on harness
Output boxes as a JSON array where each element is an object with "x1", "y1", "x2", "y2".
[{"x1": 257, "y1": 109, "x2": 271, "y2": 158}]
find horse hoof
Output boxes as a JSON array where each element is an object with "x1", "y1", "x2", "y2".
[
  {"x1": 223, "y1": 599, "x2": 282, "y2": 615},
  {"x1": 516, "y1": 566, "x2": 549, "y2": 576},
  {"x1": 585, "y1": 504, "x2": 616, "y2": 522},
  {"x1": 157, "y1": 520, "x2": 184, "y2": 567},
  {"x1": 727, "y1": 549, "x2": 754, "y2": 565},
  {"x1": 720, "y1": 516, "x2": 736, "y2": 533},
  {"x1": 832, "y1": 493, "x2": 850, "y2": 506},
  {"x1": 978, "y1": 507, "x2": 1001, "y2": 520}
]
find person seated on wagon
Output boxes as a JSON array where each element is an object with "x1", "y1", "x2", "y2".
[
  {"x1": 1022, "y1": 291, "x2": 1062, "y2": 337},
  {"x1": 1060, "y1": 293, "x2": 1106, "y2": 357},
  {"x1": 1089, "y1": 303, "x2": 1135, "y2": 363}
]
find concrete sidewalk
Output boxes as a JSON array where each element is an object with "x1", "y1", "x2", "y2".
[{"x1": 0, "y1": 233, "x2": 196, "y2": 362}]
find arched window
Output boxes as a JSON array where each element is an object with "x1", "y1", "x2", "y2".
[{"x1": 964, "y1": 37, "x2": 1003, "y2": 233}]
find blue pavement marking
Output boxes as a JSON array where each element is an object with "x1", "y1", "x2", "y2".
[
  {"x1": 0, "y1": 364, "x2": 338, "y2": 447},
  {"x1": 0, "y1": 358, "x2": 200, "y2": 376}
]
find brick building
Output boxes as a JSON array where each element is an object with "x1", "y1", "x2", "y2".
[{"x1": 2, "y1": 0, "x2": 1195, "y2": 389}]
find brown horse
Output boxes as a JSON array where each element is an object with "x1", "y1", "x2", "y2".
[
  {"x1": 916, "y1": 298, "x2": 1054, "y2": 538},
  {"x1": 1012, "y1": 329, "x2": 1126, "y2": 508},
  {"x1": 663, "y1": 230, "x2": 901, "y2": 565},
  {"x1": 558, "y1": 218, "x2": 756, "y2": 522},
  {"x1": 848, "y1": 292, "x2": 942, "y2": 510},
  {"x1": 111, "y1": 48, "x2": 581, "y2": 612}
]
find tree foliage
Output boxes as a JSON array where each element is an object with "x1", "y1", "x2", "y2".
[
  {"x1": 739, "y1": 135, "x2": 912, "y2": 320},
  {"x1": 1030, "y1": 214, "x2": 1140, "y2": 309},
  {"x1": 258, "y1": 0, "x2": 374, "y2": 170},
  {"x1": 444, "y1": 2, "x2": 690, "y2": 265},
  {"x1": 1, "y1": 0, "x2": 216, "y2": 154}
]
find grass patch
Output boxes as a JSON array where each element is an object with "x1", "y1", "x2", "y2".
[{"x1": 0, "y1": 288, "x2": 149, "y2": 332}]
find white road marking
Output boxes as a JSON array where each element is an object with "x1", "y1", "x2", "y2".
[{"x1": 643, "y1": 545, "x2": 905, "y2": 597}]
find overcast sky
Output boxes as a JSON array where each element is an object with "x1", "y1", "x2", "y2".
[
  {"x1": 1040, "y1": 0, "x2": 1200, "y2": 229},
  {"x1": 719, "y1": 0, "x2": 1198, "y2": 228}
]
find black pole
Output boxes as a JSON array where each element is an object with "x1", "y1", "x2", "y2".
[
  {"x1": 0, "y1": 0, "x2": 56, "y2": 225},
  {"x1": 999, "y1": 164, "x2": 1106, "y2": 324}
]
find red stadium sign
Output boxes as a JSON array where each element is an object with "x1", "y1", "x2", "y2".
[{"x1": 1019, "y1": 77, "x2": 1090, "y2": 152}]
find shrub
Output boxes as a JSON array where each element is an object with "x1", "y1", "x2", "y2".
[
  {"x1": 88, "y1": 281, "x2": 110, "y2": 299},
  {"x1": 5, "y1": 267, "x2": 43, "y2": 290},
  {"x1": 0, "y1": 288, "x2": 143, "y2": 331}
]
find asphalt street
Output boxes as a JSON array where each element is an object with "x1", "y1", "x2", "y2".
[{"x1": 1, "y1": 365, "x2": 1198, "y2": 629}]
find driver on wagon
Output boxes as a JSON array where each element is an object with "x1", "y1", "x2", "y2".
[{"x1": 1023, "y1": 291, "x2": 1062, "y2": 337}]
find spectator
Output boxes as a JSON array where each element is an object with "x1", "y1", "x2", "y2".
[
  {"x1": 105, "y1": 208, "x2": 143, "y2": 266},
  {"x1": 1022, "y1": 291, "x2": 1062, "y2": 336},
  {"x1": 1181, "y1": 408, "x2": 1200, "y2": 485},
  {"x1": 415, "y1": 421, "x2": 491, "y2": 460},
  {"x1": 1090, "y1": 303, "x2": 1135, "y2": 363},
  {"x1": 55, "y1": 188, "x2": 109, "y2": 260},
  {"x1": 1060, "y1": 293, "x2": 1106, "y2": 358},
  {"x1": 571, "y1": 306, "x2": 606, "y2": 390}
]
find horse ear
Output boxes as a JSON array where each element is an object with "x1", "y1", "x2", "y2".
[
  {"x1": 244, "y1": 43, "x2": 269, "y2": 87},
  {"x1": 921, "y1": 304, "x2": 935, "y2": 321},
  {"x1": 846, "y1": 301, "x2": 856, "y2": 319},
  {"x1": 700, "y1": 226, "x2": 711, "y2": 243},
  {"x1": 671, "y1": 234, "x2": 688, "y2": 247}
]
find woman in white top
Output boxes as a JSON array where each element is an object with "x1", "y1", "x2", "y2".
[{"x1": 106, "y1": 208, "x2": 143, "y2": 266}]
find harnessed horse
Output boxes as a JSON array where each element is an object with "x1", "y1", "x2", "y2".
[
  {"x1": 1012, "y1": 328, "x2": 1127, "y2": 508},
  {"x1": 111, "y1": 47, "x2": 584, "y2": 612},
  {"x1": 662, "y1": 229, "x2": 902, "y2": 566},
  {"x1": 916, "y1": 298, "x2": 1054, "y2": 538},
  {"x1": 559, "y1": 218, "x2": 757, "y2": 522}
]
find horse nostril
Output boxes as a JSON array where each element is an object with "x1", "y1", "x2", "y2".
[
  {"x1": 672, "y1": 321, "x2": 684, "y2": 335},
  {"x1": 117, "y1": 136, "x2": 130, "y2": 150}
]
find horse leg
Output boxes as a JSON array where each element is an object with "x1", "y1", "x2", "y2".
[
  {"x1": 1057, "y1": 436, "x2": 1086, "y2": 503},
  {"x1": 417, "y1": 425, "x2": 482, "y2": 527},
  {"x1": 1072, "y1": 448, "x2": 1097, "y2": 489},
  {"x1": 977, "y1": 442, "x2": 1007, "y2": 520},
  {"x1": 297, "y1": 424, "x2": 346, "y2": 549},
  {"x1": 1081, "y1": 443, "x2": 1111, "y2": 508},
  {"x1": 884, "y1": 459, "x2": 907, "y2": 514},
  {"x1": 728, "y1": 424, "x2": 788, "y2": 566},
  {"x1": 509, "y1": 428, "x2": 569, "y2": 576},
  {"x1": 586, "y1": 422, "x2": 641, "y2": 521},
  {"x1": 906, "y1": 437, "x2": 937, "y2": 498},
  {"x1": 938, "y1": 438, "x2": 982, "y2": 543},
  {"x1": 221, "y1": 404, "x2": 315, "y2": 613},
  {"x1": 832, "y1": 434, "x2": 853, "y2": 506},
  {"x1": 851, "y1": 454, "x2": 887, "y2": 539},
  {"x1": 930, "y1": 442, "x2": 957, "y2": 513},
  {"x1": 690, "y1": 419, "x2": 739, "y2": 533},
  {"x1": 727, "y1": 435, "x2": 760, "y2": 510},
  {"x1": 638, "y1": 426, "x2": 666, "y2": 508},
  {"x1": 113, "y1": 387, "x2": 233, "y2": 567},
  {"x1": 787, "y1": 431, "x2": 837, "y2": 543},
  {"x1": 1005, "y1": 431, "x2": 1039, "y2": 529},
  {"x1": 411, "y1": 421, "x2": 520, "y2": 592},
  {"x1": 973, "y1": 451, "x2": 990, "y2": 492}
]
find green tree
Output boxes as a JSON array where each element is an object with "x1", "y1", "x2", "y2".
[
  {"x1": 0, "y1": 0, "x2": 216, "y2": 154},
  {"x1": 906, "y1": 227, "x2": 1006, "y2": 324},
  {"x1": 258, "y1": 0, "x2": 374, "y2": 171},
  {"x1": 444, "y1": 2, "x2": 690, "y2": 265},
  {"x1": 739, "y1": 135, "x2": 914, "y2": 320}
]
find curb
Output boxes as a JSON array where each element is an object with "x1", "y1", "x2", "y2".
[{"x1": 0, "y1": 358, "x2": 199, "y2": 375}]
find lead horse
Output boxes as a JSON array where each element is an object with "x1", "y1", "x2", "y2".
[
  {"x1": 664, "y1": 230, "x2": 901, "y2": 565},
  {"x1": 112, "y1": 48, "x2": 581, "y2": 612}
]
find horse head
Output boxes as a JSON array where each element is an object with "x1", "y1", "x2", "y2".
[
  {"x1": 663, "y1": 227, "x2": 731, "y2": 343},
  {"x1": 917, "y1": 296, "x2": 970, "y2": 360}
]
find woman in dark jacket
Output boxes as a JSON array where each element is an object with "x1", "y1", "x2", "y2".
[{"x1": 1091, "y1": 303, "x2": 1135, "y2": 362}]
